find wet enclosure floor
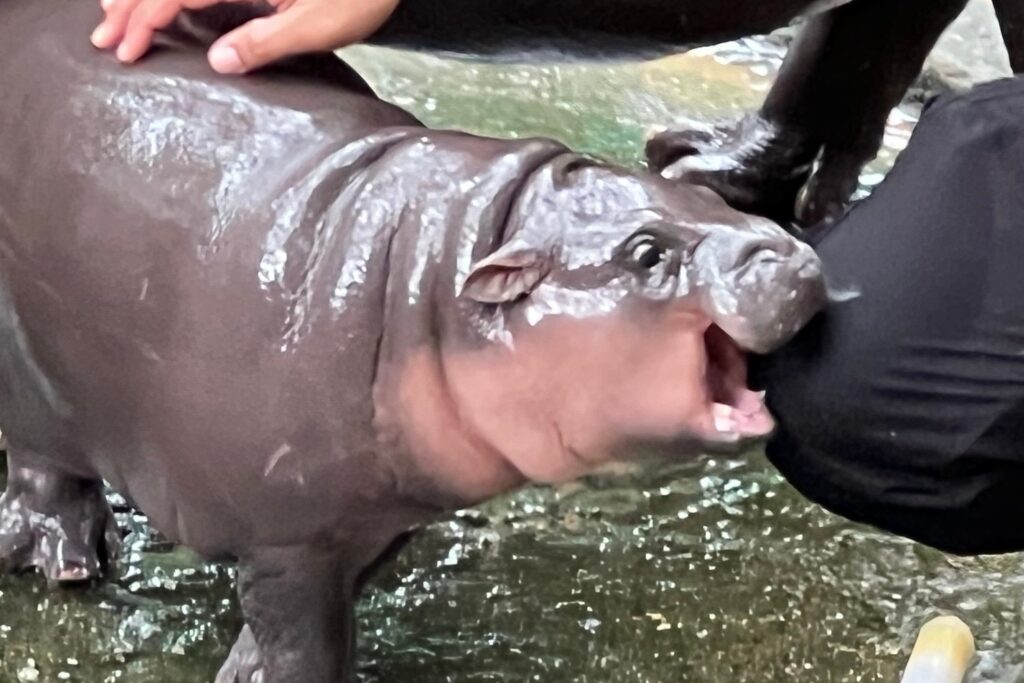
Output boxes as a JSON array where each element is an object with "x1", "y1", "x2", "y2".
[{"x1": 1, "y1": 3, "x2": 1020, "y2": 681}]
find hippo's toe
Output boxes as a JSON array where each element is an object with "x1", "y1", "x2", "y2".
[
  {"x1": 0, "y1": 480, "x2": 119, "y2": 584},
  {"x1": 216, "y1": 625, "x2": 265, "y2": 683}
]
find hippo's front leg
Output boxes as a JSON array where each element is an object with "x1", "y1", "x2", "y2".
[
  {"x1": 0, "y1": 449, "x2": 120, "y2": 582},
  {"x1": 648, "y1": 0, "x2": 969, "y2": 226},
  {"x1": 216, "y1": 545, "x2": 361, "y2": 683}
]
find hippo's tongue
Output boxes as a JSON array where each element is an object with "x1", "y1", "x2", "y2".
[
  {"x1": 705, "y1": 325, "x2": 775, "y2": 440},
  {"x1": 711, "y1": 396, "x2": 774, "y2": 438}
]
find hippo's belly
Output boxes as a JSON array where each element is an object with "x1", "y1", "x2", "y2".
[{"x1": 0, "y1": 183, "x2": 390, "y2": 555}]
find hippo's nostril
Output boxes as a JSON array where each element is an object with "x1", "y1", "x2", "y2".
[
  {"x1": 734, "y1": 241, "x2": 784, "y2": 269},
  {"x1": 798, "y1": 256, "x2": 823, "y2": 280}
]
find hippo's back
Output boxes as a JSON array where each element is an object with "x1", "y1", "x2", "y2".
[{"x1": 0, "y1": 0, "x2": 424, "y2": 553}]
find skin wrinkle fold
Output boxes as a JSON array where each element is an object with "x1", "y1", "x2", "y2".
[{"x1": 263, "y1": 131, "x2": 416, "y2": 348}]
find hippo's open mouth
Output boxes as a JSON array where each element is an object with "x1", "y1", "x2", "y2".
[{"x1": 703, "y1": 325, "x2": 775, "y2": 441}]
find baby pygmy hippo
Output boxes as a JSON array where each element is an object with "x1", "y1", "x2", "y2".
[{"x1": 0, "y1": 2, "x2": 825, "y2": 681}]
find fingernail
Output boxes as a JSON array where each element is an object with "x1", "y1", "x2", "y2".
[
  {"x1": 209, "y1": 45, "x2": 244, "y2": 74},
  {"x1": 116, "y1": 43, "x2": 132, "y2": 62},
  {"x1": 101, "y1": 0, "x2": 116, "y2": 10},
  {"x1": 90, "y1": 24, "x2": 110, "y2": 47}
]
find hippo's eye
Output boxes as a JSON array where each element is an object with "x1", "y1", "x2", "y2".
[{"x1": 629, "y1": 239, "x2": 666, "y2": 269}]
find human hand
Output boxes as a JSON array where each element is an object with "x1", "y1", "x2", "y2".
[{"x1": 90, "y1": 0, "x2": 400, "y2": 74}]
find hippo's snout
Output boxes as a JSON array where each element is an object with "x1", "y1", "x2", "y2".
[
  {"x1": 729, "y1": 233, "x2": 799, "y2": 269},
  {"x1": 694, "y1": 226, "x2": 826, "y2": 354}
]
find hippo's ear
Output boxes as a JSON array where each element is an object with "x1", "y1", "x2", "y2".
[{"x1": 461, "y1": 243, "x2": 549, "y2": 304}]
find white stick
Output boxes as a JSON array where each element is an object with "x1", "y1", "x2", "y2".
[{"x1": 900, "y1": 616, "x2": 976, "y2": 683}]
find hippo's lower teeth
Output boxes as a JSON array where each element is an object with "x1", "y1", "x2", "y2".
[
  {"x1": 711, "y1": 401, "x2": 774, "y2": 439},
  {"x1": 704, "y1": 326, "x2": 775, "y2": 439},
  {"x1": 712, "y1": 402, "x2": 739, "y2": 434}
]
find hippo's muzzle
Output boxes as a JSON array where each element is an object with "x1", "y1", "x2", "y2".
[
  {"x1": 692, "y1": 217, "x2": 826, "y2": 355},
  {"x1": 676, "y1": 217, "x2": 825, "y2": 443}
]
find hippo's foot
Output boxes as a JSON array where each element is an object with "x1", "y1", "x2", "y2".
[
  {"x1": 0, "y1": 452, "x2": 119, "y2": 583},
  {"x1": 646, "y1": 113, "x2": 856, "y2": 226},
  {"x1": 215, "y1": 625, "x2": 265, "y2": 683},
  {"x1": 216, "y1": 545, "x2": 360, "y2": 683}
]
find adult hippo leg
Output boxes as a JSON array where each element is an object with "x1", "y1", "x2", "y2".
[
  {"x1": 0, "y1": 449, "x2": 119, "y2": 583},
  {"x1": 993, "y1": 0, "x2": 1024, "y2": 73},
  {"x1": 648, "y1": 0, "x2": 969, "y2": 226},
  {"x1": 216, "y1": 545, "x2": 361, "y2": 683}
]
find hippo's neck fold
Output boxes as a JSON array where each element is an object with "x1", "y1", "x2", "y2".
[{"x1": 369, "y1": 134, "x2": 569, "y2": 507}]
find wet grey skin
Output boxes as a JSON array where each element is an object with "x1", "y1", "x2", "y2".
[
  {"x1": 0, "y1": 2, "x2": 823, "y2": 682},
  {"x1": 374, "y1": 0, "x2": 1022, "y2": 225}
]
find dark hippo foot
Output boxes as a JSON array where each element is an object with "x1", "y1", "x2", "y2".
[
  {"x1": 215, "y1": 625, "x2": 265, "y2": 683},
  {"x1": 0, "y1": 451, "x2": 120, "y2": 583},
  {"x1": 646, "y1": 113, "x2": 856, "y2": 226}
]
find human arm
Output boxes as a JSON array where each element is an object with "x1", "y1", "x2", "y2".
[{"x1": 91, "y1": 0, "x2": 399, "y2": 74}]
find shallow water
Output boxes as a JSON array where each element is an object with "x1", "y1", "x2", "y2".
[{"x1": 2, "y1": 11, "x2": 1022, "y2": 683}]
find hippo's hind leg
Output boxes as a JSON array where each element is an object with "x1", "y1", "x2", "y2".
[
  {"x1": 0, "y1": 448, "x2": 120, "y2": 583},
  {"x1": 215, "y1": 545, "x2": 359, "y2": 683},
  {"x1": 648, "y1": 0, "x2": 969, "y2": 226}
]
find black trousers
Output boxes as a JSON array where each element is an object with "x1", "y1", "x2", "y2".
[{"x1": 758, "y1": 76, "x2": 1024, "y2": 555}]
